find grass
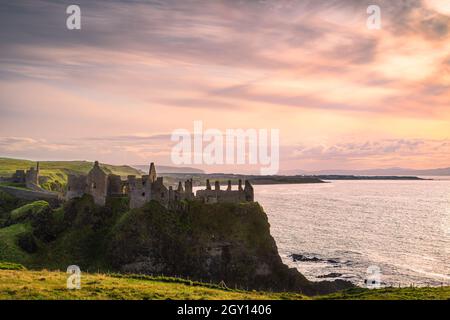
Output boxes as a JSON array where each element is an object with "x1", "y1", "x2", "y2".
[
  {"x1": 0, "y1": 267, "x2": 448, "y2": 300},
  {"x1": 0, "y1": 224, "x2": 32, "y2": 264},
  {"x1": 0, "y1": 262, "x2": 26, "y2": 270},
  {"x1": 10, "y1": 201, "x2": 49, "y2": 221},
  {"x1": 317, "y1": 286, "x2": 450, "y2": 300},
  {"x1": 0, "y1": 268, "x2": 308, "y2": 300}
]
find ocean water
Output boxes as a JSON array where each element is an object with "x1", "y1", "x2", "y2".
[{"x1": 254, "y1": 180, "x2": 450, "y2": 287}]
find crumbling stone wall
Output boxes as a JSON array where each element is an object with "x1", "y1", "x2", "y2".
[
  {"x1": 62, "y1": 161, "x2": 254, "y2": 209},
  {"x1": 25, "y1": 162, "x2": 39, "y2": 189},
  {"x1": 196, "y1": 179, "x2": 254, "y2": 204},
  {"x1": 0, "y1": 185, "x2": 60, "y2": 206},
  {"x1": 149, "y1": 162, "x2": 156, "y2": 183},
  {"x1": 128, "y1": 175, "x2": 152, "y2": 209},
  {"x1": 107, "y1": 174, "x2": 122, "y2": 196},
  {"x1": 150, "y1": 177, "x2": 169, "y2": 207},
  {"x1": 86, "y1": 161, "x2": 108, "y2": 206},
  {"x1": 11, "y1": 170, "x2": 26, "y2": 183},
  {"x1": 66, "y1": 174, "x2": 87, "y2": 200}
]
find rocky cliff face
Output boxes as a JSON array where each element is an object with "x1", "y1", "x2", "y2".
[
  {"x1": 1, "y1": 192, "x2": 352, "y2": 295},
  {"x1": 107, "y1": 200, "x2": 352, "y2": 295}
]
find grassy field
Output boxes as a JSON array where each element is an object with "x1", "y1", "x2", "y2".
[
  {"x1": 0, "y1": 158, "x2": 143, "y2": 177},
  {"x1": 0, "y1": 268, "x2": 307, "y2": 300},
  {"x1": 317, "y1": 286, "x2": 450, "y2": 300},
  {"x1": 0, "y1": 265, "x2": 448, "y2": 300},
  {"x1": 0, "y1": 157, "x2": 143, "y2": 191}
]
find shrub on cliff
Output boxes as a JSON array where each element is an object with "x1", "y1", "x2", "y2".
[
  {"x1": 31, "y1": 204, "x2": 58, "y2": 242},
  {"x1": 62, "y1": 194, "x2": 128, "y2": 229},
  {"x1": 0, "y1": 190, "x2": 30, "y2": 223},
  {"x1": 17, "y1": 231, "x2": 38, "y2": 253},
  {"x1": 10, "y1": 201, "x2": 50, "y2": 222}
]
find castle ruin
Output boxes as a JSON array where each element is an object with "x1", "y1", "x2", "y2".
[
  {"x1": 10, "y1": 162, "x2": 41, "y2": 190},
  {"x1": 66, "y1": 161, "x2": 254, "y2": 208}
]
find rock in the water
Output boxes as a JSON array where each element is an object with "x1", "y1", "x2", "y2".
[
  {"x1": 290, "y1": 254, "x2": 342, "y2": 265},
  {"x1": 290, "y1": 254, "x2": 322, "y2": 262},
  {"x1": 317, "y1": 273, "x2": 342, "y2": 279}
]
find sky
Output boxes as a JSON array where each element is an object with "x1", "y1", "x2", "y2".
[{"x1": 0, "y1": 0, "x2": 449, "y2": 173}]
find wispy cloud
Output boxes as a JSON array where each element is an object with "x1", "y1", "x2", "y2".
[
  {"x1": 286, "y1": 139, "x2": 450, "y2": 169},
  {"x1": 0, "y1": 0, "x2": 449, "y2": 170}
]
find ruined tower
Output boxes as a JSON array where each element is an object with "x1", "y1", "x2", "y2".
[
  {"x1": 25, "y1": 162, "x2": 40, "y2": 189},
  {"x1": 86, "y1": 161, "x2": 108, "y2": 206},
  {"x1": 238, "y1": 179, "x2": 243, "y2": 191},
  {"x1": 149, "y1": 162, "x2": 156, "y2": 183},
  {"x1": 66, "y1": 174, "x2": 87, "y2": 200},
  {"x1": 244, "y1": 180, "x2": 254, "y2": 202},
  {"x1": 184, "y1": 179, "x2": 194, "y2": 200}
]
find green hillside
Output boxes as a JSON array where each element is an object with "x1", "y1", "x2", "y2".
[{"x1": 0, "y1": 157, "x2": 143, "y2": 191}]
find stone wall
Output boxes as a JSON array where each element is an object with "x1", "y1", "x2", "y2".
[
  {"x1": 128, "y1": 175, "x2": 152, "y2": 209},
  {"x1": 66, "y1": 174, "x2": 87, "y2": 200},
  {"x1": 150, "y1": 177, "x2": 169, "y2": 207},
  {"x1": 107, "y1": 174, "x2": 122, "y2": 196},
  {"x1": 86, "y1": 161, "x2": 108, "y2": 206},
  {"x1": 196, "y1": 179, "x2": 253, "y2": 204},
  {"x1": 25, "y1": 162, "x2": 39, "y2": 189},
  {"x1": 11, "y1": 170, "x2": 26, "y2": 183},
  {"x1": 0, "y1": 185, "x2": 60, "y2": 206}
]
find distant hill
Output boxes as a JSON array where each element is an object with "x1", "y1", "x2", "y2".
[
  {"x1": 0, "y1": 157, "x2": 142, "y2": 177},
  {"x1": 282, "y1": 167, "x2": 450, "y2": 176},
  {"x1": 132, "y1": 164, "x2": 204, "y2": 174},
  {"x1": 0, "y1": 157, "x2": 142, "y2": 191},
  {"x1": 156, "y1": 173, "x2": 325, "y2": 187}
]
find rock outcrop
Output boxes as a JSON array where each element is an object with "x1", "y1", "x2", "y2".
[{"x1": 108, "y1": 200, "x2": 353, "y2": 295}]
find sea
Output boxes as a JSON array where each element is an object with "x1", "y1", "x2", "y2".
[{"x1": 254, "y1": 178, "x2": 450, "y2": 287}]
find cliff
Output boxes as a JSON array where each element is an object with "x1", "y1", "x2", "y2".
[
  {"x1": 108, "y1": 200, "x2": 351, "y2": 295},
  {"x1": 0, "y1": 194, "x2": 353, "y2": 295}
]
